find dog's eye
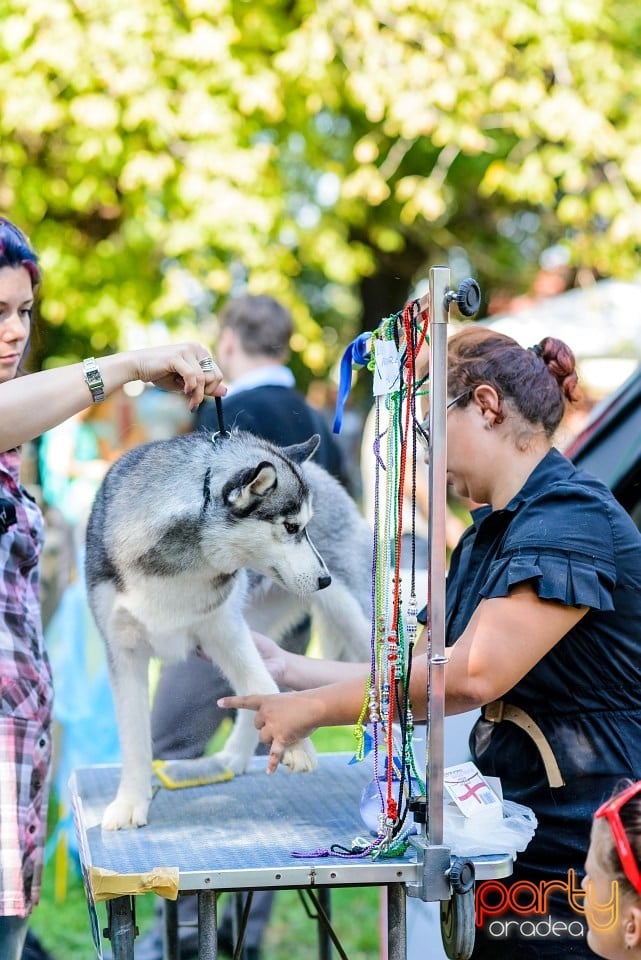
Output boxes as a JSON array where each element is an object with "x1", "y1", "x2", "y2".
[{"x1": 284, "y1": 522, "x2": 299, "y2": 535}]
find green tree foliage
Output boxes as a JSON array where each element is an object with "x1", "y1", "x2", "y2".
[{"x1": 1, "y1": 0, "x2": 640, "y2": 380}]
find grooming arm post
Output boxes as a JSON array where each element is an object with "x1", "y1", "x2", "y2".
[{"x1": 427, "y1": 265, "x2": 450, "y2": 847}]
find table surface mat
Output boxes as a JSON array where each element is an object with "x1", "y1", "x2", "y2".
[{"x1": 71, "y1": 753, "x2": 421, "y2": 887}]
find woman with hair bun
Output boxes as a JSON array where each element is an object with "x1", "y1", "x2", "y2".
[{"x1": 222, "y1": 326, "x2": 641, "y2": 959}]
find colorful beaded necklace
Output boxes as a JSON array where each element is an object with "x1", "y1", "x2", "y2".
[{"x1": 296, "y1": 297, "x2": 432, "y2": 860}]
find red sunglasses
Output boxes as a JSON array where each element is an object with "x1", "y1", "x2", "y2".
[{"x1": 595, "y1": 780, "x2": 641, "y2": 895}]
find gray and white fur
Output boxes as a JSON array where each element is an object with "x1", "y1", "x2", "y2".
[{"x1": 85, "y1": 430, "x2": 372, "y2": 829}]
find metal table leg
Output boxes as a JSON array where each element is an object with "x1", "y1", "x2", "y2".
[
  {"x1": 198, "y1": 890, "x2": 219, "y2": 960},
  {"x1": 231, "y1": 890, "x2": 254, "y2": 959},
  {"x1": 163, "y1": 898, "x2": 179, "y2": 960},
  {"x1": 106, "y1": 896, "x2": 135, "y2": 960},
  {"x1": 387, "y1": 884, "x2": 407, "y2": 960},
  {"x1": 317, "y1": 888, "x2": 332, "y2": 960}
]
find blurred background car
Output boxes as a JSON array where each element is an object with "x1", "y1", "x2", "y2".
[{"x1": 565, "y1": 363, "x2": 641, "y2": 529}]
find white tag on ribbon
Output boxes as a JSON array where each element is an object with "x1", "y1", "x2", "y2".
[{"x1": 372, "y1": 339, "x2": 401, "y2": 396}]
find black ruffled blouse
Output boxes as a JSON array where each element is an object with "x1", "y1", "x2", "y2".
[{"x1": 429, "y1": 448, "x2": 641, "y2": 956}]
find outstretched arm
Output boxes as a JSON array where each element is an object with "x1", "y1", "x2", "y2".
[
  {"x1": 0, "y1": 343, "x2": 226, "y2": 452},
  {"x1": 224, "y1": 584, "x2": 588, "y2": 773},
  {"x1": 219, "y1": 677, "x2": 371, "y2": 774},
  {"x1": 251, "y1": 632, "x2": 371, "y2": 691}
]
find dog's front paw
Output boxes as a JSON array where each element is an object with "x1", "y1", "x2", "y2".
[
  {"x1": 101, "y1": 795, "x2": 150, "y2": 830},
  {"x1": 211, "y1": 748, "x2": 251, "y2": 777},
  {"x1": 281, "y1": 737, "x2": 317, "y2": 773}
]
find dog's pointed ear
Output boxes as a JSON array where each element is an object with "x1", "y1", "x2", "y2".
[
  {"x1": 281, "y1": 434, "x2": 320, "y2": 464},
  {"x1": 222, "y1": 461, "x2": 277, "y2": 512}
]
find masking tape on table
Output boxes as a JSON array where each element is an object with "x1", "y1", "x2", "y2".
[{"x1": 89, "y1": 865, "x2": 180, "y2": 901}]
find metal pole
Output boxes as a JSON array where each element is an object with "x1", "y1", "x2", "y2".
[
  {"x1": 162, "y1": 898, "x2": 179, "y2": 960},
  {"x1": 387, "y1": 883, "x2": 407, "y2": 960},
  {"x1": 108, "y1": 896, "x2": 135, "y2": 960},
  {"x1": 426, "y1": 265, "x2": 450, "y2": 846},
  {"x1": 198, "y1": 890, "x2": 218, "y2": 960},
  {"x1": 318, "y1": 888, "x2": 333, "y2": 960}
]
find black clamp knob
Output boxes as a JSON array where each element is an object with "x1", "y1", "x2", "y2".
[
  {"x1": 449, "y1": 857, "x2": 476, "y2": 894},
  {"x1": 454, "y1": 278, "x2": 482, "y2": 317}
]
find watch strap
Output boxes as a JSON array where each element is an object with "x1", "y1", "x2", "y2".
[{"x1": 83, "y1": 357, "x2": 106, "y2": 403}]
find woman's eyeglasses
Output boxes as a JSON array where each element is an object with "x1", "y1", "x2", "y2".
[
  {"x1": 416, "y1": 390, "x2": 472, "y2": 450},
  {"x1": 595, "y1": 780, "x2": 641, "y2": 894}
]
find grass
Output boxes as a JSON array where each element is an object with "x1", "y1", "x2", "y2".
[{"x1": 30, "y1": 726, "x2": 383, "y2": 959}]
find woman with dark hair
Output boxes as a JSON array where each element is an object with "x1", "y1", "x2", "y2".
[
  {"x1": 0, "y1": 217, "x2": 225, "y2": 960},
  {"x1": 585, "y1": 780, "x2": 641, "y2": 958},
  {"x1": 222, "y1": 326, "x2": 641, "y2": 959}
]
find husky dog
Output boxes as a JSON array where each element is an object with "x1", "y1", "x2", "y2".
[{"x1": 85, "y1": 430, "x2": 372, "y2": 829}]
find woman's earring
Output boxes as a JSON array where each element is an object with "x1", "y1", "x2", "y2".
[
  {"x1": 484, "y1": 421, "x2": 492, "y2": 431},
  {"x1": 626, "y1": 922, "x2": 634, "y2": 949}
]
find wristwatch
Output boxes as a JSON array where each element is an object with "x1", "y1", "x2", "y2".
[{"x1": 82, "y1": 357, "x2": 106, "y2": 404}]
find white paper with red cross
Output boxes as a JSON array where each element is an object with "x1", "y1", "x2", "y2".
[{"x1": 443, "y1": 762, "x2": 503, "y2": 819}]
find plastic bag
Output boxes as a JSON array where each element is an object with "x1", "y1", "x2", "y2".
[{"x1": 443, "y1": 797, "x2": 538, "y2": 858}]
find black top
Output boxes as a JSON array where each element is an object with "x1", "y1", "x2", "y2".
[
  {"x1": 196, "y1": 384, "x2": 348, "y2": 486},
  {"x1": 447, "y1": 447, "x2": 641, "y2": 738},
  {"x1": 425, "y1": 449, "x2": 641, "y2": 957}
]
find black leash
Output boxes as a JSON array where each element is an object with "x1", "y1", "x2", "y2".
[
  {"x1": 202, "y1": 396, "x2": 230, "y2": 513},
  {"x1": 211, "y1": 395, "x2": 231, "y2": 441}
]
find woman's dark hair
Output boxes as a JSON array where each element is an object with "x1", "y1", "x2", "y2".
[
  {"x1": 447, "y1": 326, "x2": 579, "y2": 438},
  {"x1": 0, "y1": 217, "x2": 40, "y2": 287},
  {"x1": 0, "y1": 218, "x2": 40, "y2": 373}
]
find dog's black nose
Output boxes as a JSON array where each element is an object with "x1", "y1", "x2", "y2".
[{"x1": 318, "y1": 573, "x2": 332, "y2": 590}]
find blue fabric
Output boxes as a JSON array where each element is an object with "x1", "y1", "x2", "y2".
[
  {"x1": 440, "y1": 448, "x2": 641, "y2": 958},
  {"x1": 332, "y1": 332, "x2": 371, "y2": 434},
  {"x1": 481, "y1": 550, "x2": 615, "y2": 610},
  {"x1": 0, "y1": 916, "x2": 28, "y2": 960},
  {"x1": 446, "y1": 449, "x2": 641, "y2": 713}
]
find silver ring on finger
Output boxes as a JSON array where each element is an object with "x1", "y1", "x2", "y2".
[{"x1": 198, "y1": 356, "x2": 215, "y2": 372}]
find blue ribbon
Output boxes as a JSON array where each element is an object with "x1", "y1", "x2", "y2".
[{"x1": 332, "y1": 331, "x2": 372, "y2": 434}]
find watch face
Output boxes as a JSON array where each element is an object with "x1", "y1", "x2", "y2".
[{"x1": 84, "y1": 359, "x2": 105, "y2": 401}]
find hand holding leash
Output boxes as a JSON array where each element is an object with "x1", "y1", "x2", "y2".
[
  {"x1": 127, "y1": 342, "x2": 227, "y2": 410},
  {"x1": 0, "y1": 342, "x2": 227, "y2": 452}
]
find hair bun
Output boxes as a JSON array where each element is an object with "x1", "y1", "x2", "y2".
[{"x1": 537, "y1": 337, "x2": 580, "y2": 402}]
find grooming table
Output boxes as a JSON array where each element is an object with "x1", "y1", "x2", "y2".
[{"x1": 70, "y1": 753, "x2": 513, "y2": 959}]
